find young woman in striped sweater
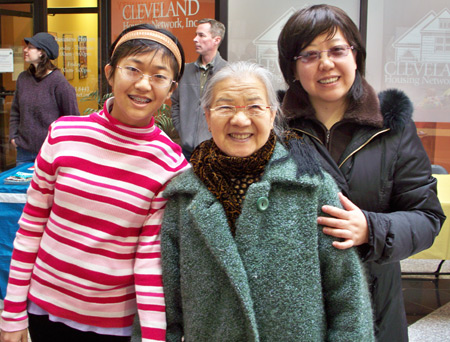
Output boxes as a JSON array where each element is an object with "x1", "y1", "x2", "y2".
[{"x1": 0, "y1": 24, "x2": 188, "y2": 342}]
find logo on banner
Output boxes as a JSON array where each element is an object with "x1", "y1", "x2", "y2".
[
  {"x1": 121, "y1": 1, "x2": 200, "y2": 30},
  {"x1": 385, "y1": 8, "x2": 450, "y2": 87}
]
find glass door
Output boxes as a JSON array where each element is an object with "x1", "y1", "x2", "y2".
[
  {"x1": 0, "y1": 3, "x2": 33, "y2": 171},
  {"x1": 47, "y1": 10, "x2": 99, "y2": 115}
]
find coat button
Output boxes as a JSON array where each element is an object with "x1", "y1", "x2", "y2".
[{"x1": 257, "y1": 197, "x2": 269, "y2": 211}]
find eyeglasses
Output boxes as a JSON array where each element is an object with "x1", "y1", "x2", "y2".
[
  {"x1": 117, "y1": 65, "x2": 175, "y2": 88},
  {"x1": 293, "y1": 45, "x2": 354, "y2": 64},
  {"x1": 210, "y1": 104, "x2": 274, "y2": 117}
]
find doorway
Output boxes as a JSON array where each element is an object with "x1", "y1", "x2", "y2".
[{"x1": 0, "y1": 2, "x2": 33, "y2": 171}]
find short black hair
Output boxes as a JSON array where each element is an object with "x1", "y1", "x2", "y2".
[{"x1": 278, "y1": 5, "x2": 366, "y2": 113}]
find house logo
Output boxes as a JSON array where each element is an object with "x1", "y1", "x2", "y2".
[
  {"x1": 253, "y1": 8, "x2": 296, "y2": 88},
  {"x1": 385, "y1": 8, "x2": 450, "y2": 87}
]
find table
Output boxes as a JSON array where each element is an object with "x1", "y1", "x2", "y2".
[
  {"x1": 0, "y1": 162, "x2": 33, "y2": 299},
  {"x1": 410, "y1": 174, "x2": 450, "y2": 260}
]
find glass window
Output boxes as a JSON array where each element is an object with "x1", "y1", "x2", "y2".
[
  {"x1": 0, "y1": 3, "x2": 33, "y2": 170},
  {"x1": 366, "y1": 0, "x2": 450, "y2": 173},
  {"x1": 48, "y1": 12, "x2": 99, "y2": 115},
  {"x1": 227, "y1": 0, "x2": 360, "y2": 91},
  {"x1": 48, "y1": 0, "x2": 97, "y2": 8}
]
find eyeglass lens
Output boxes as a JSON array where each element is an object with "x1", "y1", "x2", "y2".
[
  {"x1": 212, "y1": 104, "x2": 270, "y2": 116},
  {"x1": 118, "y1": 66, "x2": 173, "y2": 88},
  {"x1": 295, "y1": 45, "x2": 353, "y2": 63}
]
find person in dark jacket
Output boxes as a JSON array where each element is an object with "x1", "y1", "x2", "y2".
[
  {"x1": 161, "y1": 61, "x2": 374, "y2": 342},
  {"x1": 278, "y1": 5, "x2": 445, "y2": 342},
  {"x1": 10, "y1": 32, "x2": 79, "y2": 165}
]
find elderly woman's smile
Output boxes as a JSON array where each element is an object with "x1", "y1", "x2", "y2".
[
  {"x1": 229, "y1": 133, "x2": 252, "y2": 140},
  {"x1": 205, "y1": 76, "x2": 276, "y2": 158}
]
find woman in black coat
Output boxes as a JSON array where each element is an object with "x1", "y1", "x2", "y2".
[{"x1": 278, "y1": 5, "x2": 445, "y2": 342}]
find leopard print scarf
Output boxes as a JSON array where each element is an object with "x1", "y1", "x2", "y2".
[{"x1": 191, "y1": 132, "x2": 276, "y2": 236}]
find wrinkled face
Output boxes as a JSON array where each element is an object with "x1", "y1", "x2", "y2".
[
  {"x1": 294, "y1": 28, "x2": 357, "y2": 110},
  {"x1": 24, "y1": 43, "x2": 42, "y2": 65},
  {"x1": 205, "y1": 76, "x2": 276, "y2": 157},
  {"x1": 193, "y1": 23, "x2": 220, "y2": 56},
  {"x1": 105, "y1": 50, "x2": 176, "y2": 127}
]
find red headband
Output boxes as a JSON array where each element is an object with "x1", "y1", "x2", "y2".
[{"x1": 112, "y1": 30, "x2": 182, "y2": 72}]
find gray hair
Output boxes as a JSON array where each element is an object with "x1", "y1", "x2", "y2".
[
  {"x1": 197, "y1": 18, "x2": 226, "y2": 45},
  {"x1": 201, "y1": 61, "x2": 286, "y2": 136}
]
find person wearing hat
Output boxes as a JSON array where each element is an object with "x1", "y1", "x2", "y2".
[{"x1": 9, "y1": 32, "x2": 79, "y2": 165}]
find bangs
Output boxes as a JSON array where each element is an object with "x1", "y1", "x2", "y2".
[
  {"x1": 111, "y1": 39, "x2": 179, "y2": 78},
  {"x1": 296, "y1": 13, "x2": 341, "y2": 52}
]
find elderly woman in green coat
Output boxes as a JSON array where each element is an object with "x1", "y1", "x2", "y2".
[{"x1": 161, "y1": 61, "x2": 374, "y2": 342}]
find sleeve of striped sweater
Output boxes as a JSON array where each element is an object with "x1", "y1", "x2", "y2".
[
  {"x1": 1, "y1": 148, "x2": 56, "y2": 331},
  {"x1": 134, "y1": 186, "x2": 169, "y2": 342}
]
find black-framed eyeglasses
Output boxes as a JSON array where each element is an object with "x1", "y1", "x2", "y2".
[
  {"x1": 210, "y1": 104, "x2": 274, "y2": 117},
  {"x1": 117, "y1": 66, "x2": 175, "y2": 88},
  {"x1": 293, "y1": 45, "x2": 354, "y2": 64}
]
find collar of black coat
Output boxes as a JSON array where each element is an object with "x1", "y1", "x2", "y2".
[{"x1": 282, "y1": 77, "x2": 413, "y2": 132}]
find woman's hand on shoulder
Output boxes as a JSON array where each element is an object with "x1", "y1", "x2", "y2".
[
  {"x1": 0, "y1": 329, "x2": 28, "y2": 342},
  {"x1": 318, "y1": 192, "x2": 369, "y2": 250}
]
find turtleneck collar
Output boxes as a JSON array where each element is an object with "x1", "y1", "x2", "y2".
[{"x1": 90, "y1": 97, "x2": 158, "y2": 139}]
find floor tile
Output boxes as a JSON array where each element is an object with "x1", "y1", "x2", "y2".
[{"x1": 402, "y1": 264, "x2": 450, "y2": 325}]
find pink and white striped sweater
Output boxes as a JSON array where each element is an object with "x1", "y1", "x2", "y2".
[{"x1": 0, "y1": 99, "x2": 189, "y2": 341}]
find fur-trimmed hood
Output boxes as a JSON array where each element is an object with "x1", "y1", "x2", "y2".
[
  {"x1": 282, "y1": 78, "x2": 413, "y2": 132},
  {"x1": 379, "y1": 88, "x2": 413, "y2": 132}
]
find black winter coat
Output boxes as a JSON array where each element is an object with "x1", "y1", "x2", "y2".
[{"x1": 285, "y1": 83, "x2": 446, "y2": 342}]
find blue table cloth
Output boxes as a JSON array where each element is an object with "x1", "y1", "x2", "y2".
[{"x1": 0, "y1": 163, "x2": 34, "y2": 299}]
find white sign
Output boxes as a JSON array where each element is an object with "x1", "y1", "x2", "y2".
[{"x1": 0, "y1": 49, "x2": 14, "y2": 73}]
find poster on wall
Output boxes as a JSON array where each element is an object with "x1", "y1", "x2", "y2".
[
  {"x1": 370, "y1": 1, "x2": 450, "y2": 123},
  {"x1": 78, "y1": 35, "x2": 88, "y2": 79},
  {"x1": 0, "y1": 49, "x2": 13, "y2": 73},
  {"x1": 62, "y1": 33, "x2": 74, "y2": 81},
  {"x1": 110, "y1": 0, "x2": 215, "y2": 63}
]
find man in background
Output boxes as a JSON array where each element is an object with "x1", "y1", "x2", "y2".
[{"x1": 171, "y1": 18, "x2": 227, "y2": 161}]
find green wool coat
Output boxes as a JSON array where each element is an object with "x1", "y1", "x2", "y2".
[{"x1": 161, "y1": 143, "x2": 374, "y2": 342}]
